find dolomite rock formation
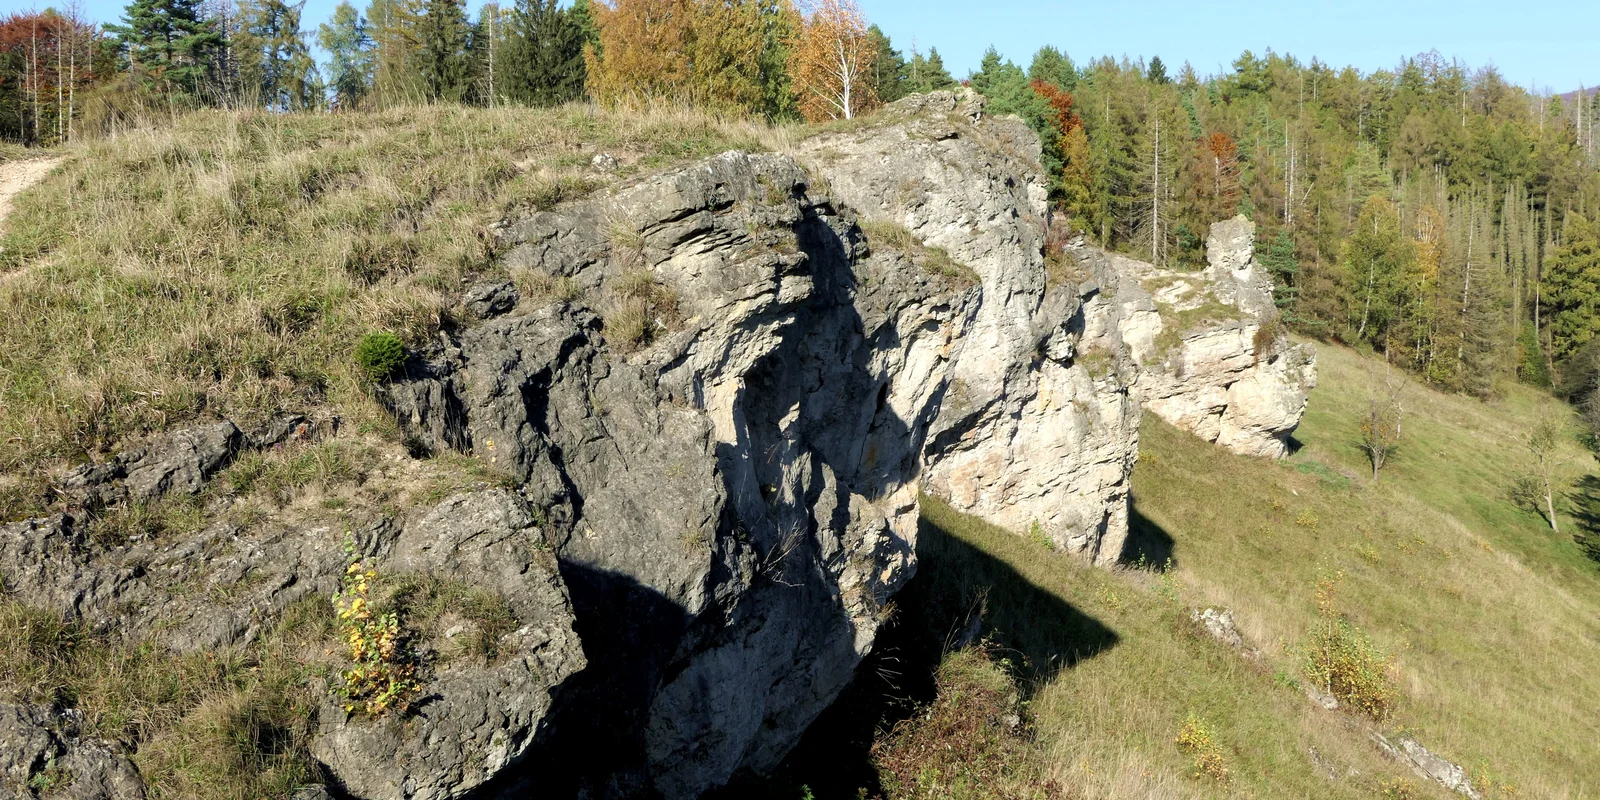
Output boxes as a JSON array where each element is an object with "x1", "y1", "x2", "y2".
[
  {"x1": 796, "y1": 91, "x2": 1142, "y2": 564},
  {"x1": 1077, "y1": 216, "x2": 1316, "y2": 459},
  {"x1": 0, "y1": 90, "x2": 1319, "y2": 800},
  {"x1": 382, "y1": 146, "x2": 959, "y2": 797}
]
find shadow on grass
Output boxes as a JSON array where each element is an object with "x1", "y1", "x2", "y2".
[
  {"x1": 1120, "y1": 499, "x2": 1177, "y2": 569},
  {"x1": 720, "y1": 498, "x2": 1119, "y2": 799},
  {"x1": 1568, "y1": 474, "x2": 1600, "y2": 564}
]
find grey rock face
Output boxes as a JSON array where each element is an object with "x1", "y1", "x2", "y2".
[
  {"x1": 0, "y1": 705, "x2": 144, "y2": 800},
  {"x1": 1373, "y1": 733, "x2": 1482, "y2": 799},
  {"x1": 58, "y1": 421, "x2": 244, "y2": 507},
  {"x1": 384, "y1": 147, "x2": 953, "y2": 796},
  {"x1": 796, "y1": 89, "x2": 1142, "y2": 564},
  {"x1": 1076, "y1": 215, "x2": 1317, "y2": 459},
  {"x1": 464, "y1": 280, "x2": 519, "y2": 318},
  {"x1": 313, "y1": 491, "x2": 583, "y2": 800}
]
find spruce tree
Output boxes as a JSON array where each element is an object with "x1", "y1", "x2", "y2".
[
  {"x1": 1027, "y1": 45, "x2": 1075, "y2": 90},
  {"x1": 504, "y1": 0, "x2": 583, "y2": 106},
  {"x1": 755, "y1": 0, "x2": 799, "y2": 121},
  {"x1": 318, "y1": 1, "x2": 374, "y2": 108},
  {"x1": 109, "y1": 0, "x2": 226, "y2": 98},
  {"x1": 901, "y1": 47, "x2": 953, "y2": 94},
  {"x1": 865, "y1": 25, "x2": 904, "y2": 104},
  {"x1": 412, "y1": 0, "x2": 476, "y2": 103}
]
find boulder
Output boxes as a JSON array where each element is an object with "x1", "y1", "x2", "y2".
[
  {"x1": 313, "y1": 491, "x2": 584, "y2": 800},
  {"x1": 0, "y1": 705, "x2": 144, "y2": 800},
  {"x1": 1073, "y1": 215, "x2": 1316, "y2": 459}
]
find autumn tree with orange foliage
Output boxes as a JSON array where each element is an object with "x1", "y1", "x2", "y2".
[
  {"x1": 1030, "y1": 79, "x2": 1092, "y2": 227},
  {"x1": 584, "y1": 0, "x2": 792, "y2": 116},
  {"x1": 788, "y1": 0, "x2": 876, "y2": 122}
]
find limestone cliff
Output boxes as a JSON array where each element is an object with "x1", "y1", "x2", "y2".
[
  {"x1": 1080, "y1": 216, "x2": 1317, "y2": 459},
  {"x1": 0, "y1": 91, "x2": 1314, "y2": 800}
]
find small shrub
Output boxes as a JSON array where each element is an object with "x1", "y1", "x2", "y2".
[
  {"x1": 332, "y1": 553, "x2": 421, "y2": 717},
  {"x1": 1302, "y1": 571, "x2": 1396, "y2": 720},
  {"x1": 353, "y1": 331, "x2": 406, "y2": 381},
  {"x1": 872, "y1": 646, "x2": 1065, "y2": 800},
  {"x1": 1252, "y1": 313, "x2": 1284, "y2": 359},
  {"x1": 1379, "y1": 777, "x2": 1419, "y2": 799},
  {"x1": 1175, "y1": 712, "x2": 1232, "y2": 784},
  {"x1": 1359, "y1": 369, "x2": 1405, "y2": 481},
  {"x1": 1027, "y1": 519, "x2": 1054, "y2": 551}
]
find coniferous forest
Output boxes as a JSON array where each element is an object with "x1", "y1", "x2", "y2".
[{"x1": 4, "y1": 0, "x2": 1600, "y2": 403}]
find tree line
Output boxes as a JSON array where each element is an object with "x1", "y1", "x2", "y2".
[
  {"x1": 1, "y1": 0, "x2": 958, "y2": 145},
  {"x1": 969, "y1": 47, "x2": 1600, "y2": 400}
]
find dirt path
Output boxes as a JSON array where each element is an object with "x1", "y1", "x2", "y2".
[{"x1": 0, "y1": 156, "x2": 62, "y2": 235}]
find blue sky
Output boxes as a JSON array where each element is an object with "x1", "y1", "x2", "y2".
[{"x1": 63, "y1": 0, "x2": 1600, "y2": 94}]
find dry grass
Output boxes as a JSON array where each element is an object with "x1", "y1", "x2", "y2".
[
  {"x1": 0, "y1": 103, "x2": 784, "y2": 519},
  {"x1": 860, "y1": 217, "x2": 980, "y2": 287},
  {"x1": 908, "y1": 340, "x2": 1600, "y2": 799}
]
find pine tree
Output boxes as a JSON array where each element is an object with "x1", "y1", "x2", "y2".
[
  {"x1": 864, "y1": 24, "x2": 903, "y2": 104},
  {"x1": 1027, "y1": 44, "x2": 1074, "y2": 90},
  {"x1": 318, "y1": 1, "x2": 373, "y2": 108},
  {"x1": 1259, "y1": 228, "x2": 1301, "y2": 311},
  {"x1": 108, "y1": 0, "x2": 226, "y2": 99},
  {"x1": 1544, "y1": 213, "x2": 1600, "y2": 363},
  {"x1": 412, "y1": 0, "x2": 476, "y2": 103},
  {"x1": 900, "y1": 46, "x2": 952, "y2": 94},
  {"x1": 504, "y1": 0, "x2": 584, "y2": 107},
  {"x1": 1147, "y1": 55, "x2": 1168, "y2": 85},
  {"x1": 236, "y1": 0, "x2": 319, "y2": 110},
  {"x1": 754, "y1": 0, "x2": 799, "y2": 121}
]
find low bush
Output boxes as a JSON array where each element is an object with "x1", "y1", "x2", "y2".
[
  {"x1": 353, "y1": 331, "x2": 406, "y2": 382},
  {"x1": 1174, "y1": 712, "x2": 1232, "y2": 784},
  {"x1": 872, "y1": 645, "x2": 1064, "y2": 800},
  {"x1": 1302, "y1": 571, "x2": 1396, "y2": 720},
  {"x1": 332, "y1": 555, "x2": 421, "y2": 717}
]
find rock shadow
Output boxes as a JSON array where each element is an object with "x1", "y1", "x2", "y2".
[
  {"x1": 1119, "y1": 498, "x2": 1177, "y2": 570},
  {"x1": 723, "y1": 505, "x2": 1120, "y2": 799},
  {"x1": 1568, "y1": 474, "x2": 1600, "y2": 564},
  {"x1": 474, "y1": 560, "x2": 695, "y2": 798}
]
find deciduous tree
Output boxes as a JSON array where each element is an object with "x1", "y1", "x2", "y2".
[{"x1": 788, "y1": 0, "x2": 875, "y2": 122}]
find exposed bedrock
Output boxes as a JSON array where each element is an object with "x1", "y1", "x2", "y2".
[{"x1": 0, "y1": 90, "x2": 1316, "y2": 800}]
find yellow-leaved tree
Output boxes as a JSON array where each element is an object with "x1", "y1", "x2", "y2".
[
  {"x1": 788, "y1": 0, "x2": 877, "y2": 122},
  {"x1": 584, "y1": 0, "x2": 782, "y2": 115}
]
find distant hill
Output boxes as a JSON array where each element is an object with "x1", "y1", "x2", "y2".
[{"x1": 1559, "y1": 87, "x2": 1596, "y2": 104}]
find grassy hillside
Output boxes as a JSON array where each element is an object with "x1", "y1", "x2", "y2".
[
  {"x1": 875, "y1": 342, "x2": 1600, "y2": 799},
  {"x1": 0, "y1": 104, "x2": 784, "y2": 521}
]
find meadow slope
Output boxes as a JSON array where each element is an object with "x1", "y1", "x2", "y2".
[{"x1": 894, "y1": 341, "x2": 1600, "y2": 799}]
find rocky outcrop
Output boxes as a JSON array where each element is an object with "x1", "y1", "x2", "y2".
[
  {"x1": 0, "y1": 90, "x2": 1320, "y2": 800},
  {"x1": 1373, "y1": 733, "x2": 1482, "y2": 799},
  {"x1": 383, "y1": 145, "x2": 954, "y2": 796},
  {"x1": 313, "y1": 491, "x2": 584, "y2": 800},
  {"x1": 796, "y1": 90, "x2": 1141, "y2": 564},
  {"x1": 1081, "y1": 216, "x2": 1316, "y2": 459},
  {"x1": 0, "y1": 705, "x2": 144, "y2": 800}
]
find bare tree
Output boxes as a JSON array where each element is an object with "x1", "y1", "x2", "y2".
[
  {"x1": 1359, "y1": 365, "x2": 1405, "y2": 480},
  {"x1": 1513, "y1": 415, "x2": 1570, "y2": 531}
]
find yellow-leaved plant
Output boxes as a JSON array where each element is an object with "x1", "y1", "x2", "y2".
[{"x1": 332, "y1": 544, "x2": 421, "y2": 717}]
